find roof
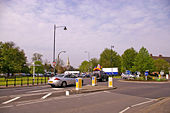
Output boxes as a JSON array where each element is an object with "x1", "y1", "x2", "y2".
[{"x1": 150, "y1": 54, "x2": 170, "y2": 63}]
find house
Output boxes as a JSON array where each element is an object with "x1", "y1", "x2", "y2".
[{"x1": 150, "y1": 54, "x2": 170, "y2": 63}]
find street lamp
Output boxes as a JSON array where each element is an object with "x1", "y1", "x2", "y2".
[
  {"x1": 111, "y1": 45, "x2": 114, "y2": 86},
  {"x1": 53, "y1": 25, "x2": 67, "y2": 75},
  {"x1": 110, "y1": 45, "x2": 114, "y2": 69},
  {"x1": 57, "y1": 51, "x2": 66, "y2": 73},
  {"x1": 32, "y1": 62, "x2": 35, "y2": 84},
  {"x1": 85, "y1": 51, "x2": 90, "y2": 72}
]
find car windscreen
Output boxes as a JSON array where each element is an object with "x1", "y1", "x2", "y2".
[{"x1": 54, "y1": 74, "x2": 64, "y2": 77}]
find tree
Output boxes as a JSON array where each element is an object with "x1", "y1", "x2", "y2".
[
  {"x1": 99, "y1": 48, "x2": 121, "y2": 69},
  {"x1": 30, "y1": 61, "x2": 44, "y2": 74},
  {"x1": 32, "y1": 53, "x2": 43, "y2": 62},
  {"x1": 121, "y1": 47, "x2": 137, "y2": 72},
  {"x1": 89, "y1": 58, "x2": 99, "y2": 71},
  {"x1": 154, "y1": 58, "x2": 170, "y2": 74},
  {"x1": 79, "y1": 61, "x2": 89, "y2": 72},
  {"x1": 0, "y1": 41, "x2": 27, "y2": 76},
  {"x1": 132, "y1": 47, "x2": 155, "y2": 75}
]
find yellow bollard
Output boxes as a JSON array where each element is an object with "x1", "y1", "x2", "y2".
[
  {"x1": 108, "y1": 76, "x2": 113, "y2": 87},
  {"x1": 92, "y1": 76, "x2": 97, "y2": 86},
  {"x1": 159, "y1": 74, "x2": 161, "y2": 79},
  {"x1": 76, "y1": 78, "x2": 82, "y2": 90}
]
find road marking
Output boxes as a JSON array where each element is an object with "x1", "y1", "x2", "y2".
[
  {"x1": 41, "y1": 93, "x2": 52, "y2": 99},
  {"x1": 103, "y1": 91, "x2": 111, "y2": 93},
  {"x1": 131, "y1": 99, "x2": 155, "y2": 107},
  {"x1": 119, "y1": 107, "x2": 130, "y2": 113},
  {"x1": 52, "y1": 88, "x2": 63, "y2": 90},
  {"x1": 119, "y1": 99, "x2": 157, "y2": 113},
  {"x1": 2, "y1": 97, "x2": 20, "y2": 104}
]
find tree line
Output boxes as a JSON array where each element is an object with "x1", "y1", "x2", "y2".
[
  {"x1": 0, "y1": 41, "x2": 77, "y2": 76},
  {"x1": 79, "y1": 47, "x2": 170, "y2": 75},
  {"x1": 0, "y1": 41, "x2": 169, "y2": 76}
]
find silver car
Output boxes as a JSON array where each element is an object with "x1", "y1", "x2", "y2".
[{"x1": 48, "y1": 74, "x2": 77, "y2": 87}]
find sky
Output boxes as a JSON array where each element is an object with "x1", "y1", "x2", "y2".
[{"x1": 0, "y1": 0, "x2": 170, "y2": 68}]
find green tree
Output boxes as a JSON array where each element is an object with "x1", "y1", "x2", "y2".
[
  {"x1": 99, "y1": 48, "x2": 121, "y2": 69},
  {"x1": 30, "y1": 61, "x2": 44, "y2": 74},
  {"x1": 121, "y1": 47, "x2": 137, "y2": 72},
  {"x1": 89, "y1": 58, "x2": 99, "y2": 71},
  {"x1": 154, "y1": 58, "x2": 170, "y2": 74},
  {"x1": 132, "y1": 47, "x2": 155, "y2": 75},
  {"x1": 0, "y1": 41, "x2": 27, "y2": 76},
  {"x1": 79, "y1": 61, "x2": 89, "y2": 72}
]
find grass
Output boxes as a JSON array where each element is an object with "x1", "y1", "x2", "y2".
[
  {"x1": 125, "y1": 76, "x2": 168, "y2": 82},
  {"x1": 0, "y1": 76, "x2": 49, "y2": 86}
]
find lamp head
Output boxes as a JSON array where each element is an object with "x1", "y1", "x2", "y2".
[{"x1": 64, "y1": 27, "x2": 67, "y2": 30}]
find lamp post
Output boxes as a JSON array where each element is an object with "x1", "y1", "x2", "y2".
[
  {"x1": 32, "y1": 62, "x2": 35, "y2": 84},
  {"x1": 111, "y1": 45, "x2": 114, "y2": 86},
  {"x1": 85, "y1": 51, "x2": 90, "y2": 73},
  {"x1": 57, "y1": 51, "x2": 66, "y2": 73},
  {"x1": 53, "y1": 24, "x2": 67, "y2": 75}
]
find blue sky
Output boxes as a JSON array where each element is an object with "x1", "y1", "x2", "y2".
[{"x1": 0, "y1": 0, "x2": 170, "y2": 67}]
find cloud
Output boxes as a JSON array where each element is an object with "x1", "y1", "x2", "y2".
[{"x1": 0, "y1": 0, "x2": 170, "y2": 67}]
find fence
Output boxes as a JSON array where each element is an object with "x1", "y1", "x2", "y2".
[{"x1": 0, "y1": 75, "x2": 49, "y2": 88}]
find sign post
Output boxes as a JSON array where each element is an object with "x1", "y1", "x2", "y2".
[
  {"x1": 108, "y1": 76, "x2": 113, "y2": 87},
  {"x1": 92, "y1": 76, "x2": 96, "y2": 86},
  {"x1": 166, "y1": 74, "x2": 169, "y2": 80},
  {"x1": 145, "y1": 72, "x2": 148, "y2": 80},
  {"x1": 76, "y1": 78, "x2": 82, "y2": 90}
]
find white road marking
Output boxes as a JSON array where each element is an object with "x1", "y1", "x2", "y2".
[
  {"x1": 41, "y1": 93, "x2": 52, "y2": 99},
  {"x1": 103, "y1": 91, "x2": 111, "y2": 93},
  {"x1": 119, "y1": 99, "x2": 157, "y2": 113},
  {"x1": 52, "y1": 88, "x2": 63, "y2": 90},
  {"x1": 119, "y1": 107, "x2": 130, "y2": 113},
  {"x1": 131, "y1": 99, "x2": 155, "y2": 107},
  {"x1": 27, "y1": 88, "x2": 62, "y2": 93},
  {"x1": 2, "y1": 97, "x2": 20, "y2": 104}
]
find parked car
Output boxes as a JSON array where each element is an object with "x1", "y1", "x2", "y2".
[
  {"x1": 92, "y1": 71, "x2": 108, "y2": 82},
  {"x1": 48, "y1": 74, "x2": 83, "y2": 87},
  {"x1": 121, "y1": 73, "x2": 135, "y2": 79}
]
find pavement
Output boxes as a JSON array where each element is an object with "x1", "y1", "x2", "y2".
[{"x1": 137, "y1": 97, "x2": 170, "y2": 113}]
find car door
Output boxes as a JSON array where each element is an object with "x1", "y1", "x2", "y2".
[
  {"x1": 64, "y1": 74, "x2": 71, "y2": 85},
  {"x1": 70, "y1": 75, "x2": 77, "y2": 85}
]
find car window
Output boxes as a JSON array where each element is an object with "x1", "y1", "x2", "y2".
[
  {"x1": 70, "y1": 75, "x2": 77, "y2": 78},
  {"x1": 55, "y1": 74, "x2": 64, "y2": 77},
  {"x1": 64, "y1": 75, "x2": 71, "y2": 78}
]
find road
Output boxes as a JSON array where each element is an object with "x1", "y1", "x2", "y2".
[{"x1": 0, "y1": 78, "x2": 170, "y2": 113}]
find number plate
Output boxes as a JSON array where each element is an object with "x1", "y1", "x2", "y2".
[{"x1": 49, "y1": 81, "x2": 53, "y2": 83}]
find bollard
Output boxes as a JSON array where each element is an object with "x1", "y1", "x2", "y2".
[
  {"x1": 76, "y1": 78, "x2": 82, "y2": 90},
  {"x1": 108, "y1": 76, "x2": 113, "y2": 87},
  {"x1": 166, "y1": 74, "x2": 169, "y2": 80},
  {"x1": 66, "y1": 91, "x2": 69, "y2": 96},
  {"x1": 159, "y1": 74, "x2": 161, "y2": 79},
  {"x1": 92, "y1": 76, "x2": 97, "y2": 86}
]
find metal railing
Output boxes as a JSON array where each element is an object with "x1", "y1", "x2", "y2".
[{"x1": 0, "y1": 75, "x2": 49, "y2": 88}]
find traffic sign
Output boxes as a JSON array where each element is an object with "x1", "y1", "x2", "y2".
[
  {"x1": 53, "y1": 62, "x2": 56, "y2": 66},
  {"x1": 145, "y1": 72, "x2": 149, "y2": 76}
]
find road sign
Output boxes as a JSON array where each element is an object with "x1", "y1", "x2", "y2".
[
  {"x1": 145, "y1": 72, "x2": 149, "y2": 76},
  {"x1": 126, "y1": 70, "x2": 131, "y2": 75},
  {"x1": 160, "y1": 71, "x2": 164, "y2": 76},
  {"x1": 53, "y1": 62, "x2": 56, "y2": 66}
]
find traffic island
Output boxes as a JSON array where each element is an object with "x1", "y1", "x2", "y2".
[{"x1": 68, "y1": 85, "x2": 117, "y2": 95}]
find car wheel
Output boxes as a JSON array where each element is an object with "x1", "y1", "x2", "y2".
[{"x1": 61, "y1": 81, "x2": 67, "y2": 87}]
